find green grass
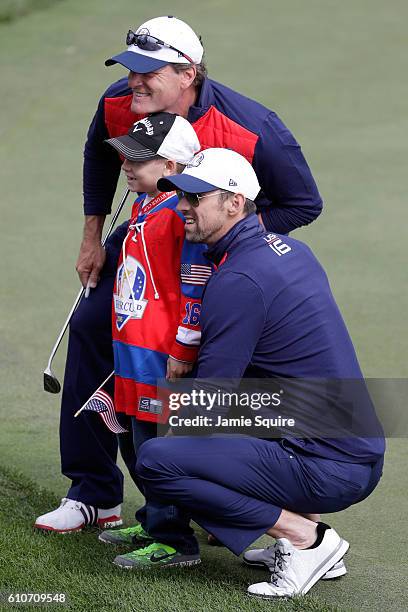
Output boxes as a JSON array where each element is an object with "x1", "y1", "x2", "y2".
[
  {"x1": 0, "y1": 0, "x2": 63, "y2": 23},
  {"x1": 1, "y1": 454, "x2": 407, "y2": 612},
  {"x1": 0, "y1": 467, "x2": 341, "y2": 612},
  {"x1": 0, "y1": 0, "x2": 407, "y2": 610}
]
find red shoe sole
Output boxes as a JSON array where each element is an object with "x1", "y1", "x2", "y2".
[{"x1": 34, "y1": 523, "x2": 85, "y2": 533}]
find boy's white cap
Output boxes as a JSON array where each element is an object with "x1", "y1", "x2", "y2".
[
  {"x1": 158, "y1": 148, "x2": 261, "y2": 201},
  {"x1": 105, "y1": 16, "x2": 203, "y2": 73}
]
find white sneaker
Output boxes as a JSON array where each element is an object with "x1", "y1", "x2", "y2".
[
  {"x1": 247, "y1": 527, "x2": 349, "y2": 598},
  {"x1": 34, "y1": 498, "x2": 122, "y2": 533},
  {"x1": 244, "y1": 545, "x2": 347, "y2": 580}
]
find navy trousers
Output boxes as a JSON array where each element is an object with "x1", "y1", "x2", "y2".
[
  {"x1": 117, "y1": 417, "x2": 157, "y2": 493},
  {"x1": 60, "y1": 222, "x2": 138, "y2": 507},
  {"x1": 137, "y1": 435, "x2": 384, "y2": 556},
  {"x1": 117, "y1": 417, "x2": 186, "y2": 548}
]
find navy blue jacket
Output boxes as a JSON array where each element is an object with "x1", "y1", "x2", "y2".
[
  {"x1": 191, "y1": 214, "x2": 385, "y2": 463},
  {"x1": 84, "y1": 77, "x2": 322, "y2": 233}
]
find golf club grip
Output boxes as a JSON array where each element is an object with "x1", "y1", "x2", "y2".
[{"x1": 45, "y1": 188, "x2": 130, "y2": 370}]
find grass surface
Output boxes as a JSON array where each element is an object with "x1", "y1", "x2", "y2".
[
  {"x1": 0, "y1": 457, "x2": 407, "y2": 612},
  {"x1": 0, "y1": 0, "x2": 407, "y2": 610},
  {"x1": 0, "y1": 467, "x2": 342, "y2": 612},
  {"x1": 0, "y1": 0, "x2": 63, "y2": 23}
]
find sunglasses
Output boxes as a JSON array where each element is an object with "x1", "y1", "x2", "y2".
[
  {"x1": 176, "y1": 190, "x2": 230, "y2": 207},
  {"x1": 126, "y1": 30, "x2": 194, "y2": 64}
]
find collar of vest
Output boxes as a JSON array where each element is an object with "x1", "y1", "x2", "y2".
[{"x1": 187, "y1": 77, "x2": 214, "y2": 123}]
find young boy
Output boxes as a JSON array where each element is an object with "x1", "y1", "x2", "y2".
[{"x1": 105, "y1": 112, "x2": 210, "y2": 450}]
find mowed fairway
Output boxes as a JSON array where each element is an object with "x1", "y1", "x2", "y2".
[{"x1": 0, "y1": 1, "x2": 407, "y2": 611}]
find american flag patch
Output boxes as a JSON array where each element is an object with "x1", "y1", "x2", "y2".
[
  {"x1": 82, "y1": 390, "x2": 128, "y2": 434},
  {"x1": 181, "y1": 264, "x2": 212, "y2": 285}
]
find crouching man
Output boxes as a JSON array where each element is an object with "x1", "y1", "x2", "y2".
[{"x1": 131, "y1": 148, "x2": 384, "y2": 599}]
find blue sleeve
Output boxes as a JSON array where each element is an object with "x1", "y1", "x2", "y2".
[
  {"x1": 253, "y1": 112, "x2": 323, "y2": 233},
  {"x1": 83, "y1": 87, "x2": 122, "y2": 216},
  {"x1": 171, "y1": 239, "x2": 210, "y2": 361},
  {"x1": 197, "y1": 271, "x2": 266, "y2": 378},
  {"x1": 180, "y1": 241, "x2": 212, "y2": 300}
]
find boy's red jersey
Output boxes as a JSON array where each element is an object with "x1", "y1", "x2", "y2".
[{"x1": 112, "y1": 191, "x2": 212, "y2": 423}]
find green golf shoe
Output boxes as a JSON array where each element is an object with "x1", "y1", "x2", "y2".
[
  {"x1": 113, "y1": 542, "x2": 201, "y2": 569},
  {"x1": 98, "y1": 523, "x2": 153, "y2": 546}
]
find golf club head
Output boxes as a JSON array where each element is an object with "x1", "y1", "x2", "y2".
[{"x1": 43, "y1": 368, "x2": 61, "y2": 394}]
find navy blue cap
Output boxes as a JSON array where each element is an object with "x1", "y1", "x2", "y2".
[
  {"x1": 157, "y1": 174, "x2": 218, "y2": 194},
  {"x1": 105, "y1": 51, "x2": 169, "y2": 73}
]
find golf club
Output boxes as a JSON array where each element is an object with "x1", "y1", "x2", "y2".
[{"x1": 43, "y1": 188, "x2": 130, "y2": 393}]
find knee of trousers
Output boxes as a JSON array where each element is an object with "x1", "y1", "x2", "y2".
[{"x1": 136, "y1": 438, "x2": 175, "y2": 481}]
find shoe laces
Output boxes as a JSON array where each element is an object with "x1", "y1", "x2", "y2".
[
  {"x1": 270, "y1": 546, "x2": 291, "y2": 586},
  {"x1": 120, "y1": 524, "x2": 146, "y2": 536},
  {"x1": 59, "y1": 498, "x2": 89, "y2": 512},
  {"x1": 129, "y1": 542, "x2": 175, "y2": 559},
  {"x1": 60, "y1": 498, "x2": 79, "y2": 509}
]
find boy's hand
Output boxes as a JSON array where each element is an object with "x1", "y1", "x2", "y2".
[{"x1": 166, "y1": 357, "x2": 194, "y2": 382}]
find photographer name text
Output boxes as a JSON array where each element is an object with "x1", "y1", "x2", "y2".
[{"x1": 169, "y1": 415, "x2": 295, "y2": 429}]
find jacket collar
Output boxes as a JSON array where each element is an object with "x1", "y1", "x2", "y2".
[
  {"x1": 187, "y1": 78, "x2": 215, "y2": 123},
  {"x1": 205, "y1": 214, "x2": 262, "y2": 265}
]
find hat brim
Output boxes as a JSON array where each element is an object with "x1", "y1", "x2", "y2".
[
  {"x1": 105, "y1": 51, "x2": 169, "y2": 73},
  {"x1": 105, "y1": 136, "x2": 157, "y2": 161},
  {"x1": 157, "y1": 175, "x2": 219, "y2": 194}
]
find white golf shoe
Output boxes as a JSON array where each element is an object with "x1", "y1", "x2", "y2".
[
  {"x1": 244, "y1": 544, "x2": 347, "y2": 580},
  {"x1": 34, "y1": 498, "x2": 122, "y2": 533},
  {"x1": 247, "y1": 526, "x2": 349, "y2": 599}
]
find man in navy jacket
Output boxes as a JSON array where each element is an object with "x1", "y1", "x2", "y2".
[{"x1": 111, "y1": 148, "x2": 385, "y2": 599}]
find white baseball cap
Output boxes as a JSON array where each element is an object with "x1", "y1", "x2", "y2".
[
  {"x1": 105, "y1": 16, "x2": 203, "y2": 73},
  {"x1": 157, "y1": 148, "x2": 261, "y2": 201},
  {"x1": 105, "y1": 112, "x2": 200, "y2": 164}
]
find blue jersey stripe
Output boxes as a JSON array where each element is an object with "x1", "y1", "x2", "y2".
[{"x1": 113, "y1": 341, "x2": 167, "y2": 385}]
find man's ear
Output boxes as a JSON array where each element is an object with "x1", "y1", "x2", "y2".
[
  {"x1": 227, "y1": 193, "x2": 246, "y2": 217},
  {"x1": 162, "y1": 159, "x2": 178, "y2": 176},
  {"x1": 179, "y1": 65, "x2": 197, "y2": 90}
]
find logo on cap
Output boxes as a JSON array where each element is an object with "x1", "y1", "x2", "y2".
[
  {"x1": 229, "y1": 179, "x2": 238, "y2": 186},
  {"x1": 187, "y1": 152, "x2": 204, "y2": 168},
  {"x1": 136, "y1": 27, "x2": 150, "y2": 36},
  {"x1": 133, "y1": 118, "x2": 154, "y2": 136}
]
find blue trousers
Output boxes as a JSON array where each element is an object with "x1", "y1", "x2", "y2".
[
  {"x1": 137, "y1": 435, "x2": 383, "y2": 556},
  {"x1": 60, "y1": 222, "x2": 137, "y2": 507},
  {"x1": 117, "y1": 417, "x2": 157, "y2": 493},
  {"x1": 117, "y1": 418, "x2": 190, "y2": 551}
]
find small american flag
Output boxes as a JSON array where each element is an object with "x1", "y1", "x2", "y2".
[
  {"x1": 181, "y1": 264, "x2": 212, "y2": 285},
  {"x1": 82, "y1": 389, "x2": 128, "y2": 434}
]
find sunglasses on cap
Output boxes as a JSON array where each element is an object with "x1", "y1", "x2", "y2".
[
  {"x1": 176, "y1": 190, "x2": 230, "y2": 207},
  {"x1": 126, "y1": 30, "x2": 194, "y2": 64}
]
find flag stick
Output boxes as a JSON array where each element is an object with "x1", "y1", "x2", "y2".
[{"x1": 74, "y1": 370, "x2": 115, "y2": 417}]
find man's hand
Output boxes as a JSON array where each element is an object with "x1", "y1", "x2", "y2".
[
  {"x1": 76, "y1": 215, "x2": 106, "y2": 289},
  {"x1": 166, "y1": 356, "x2": 194, "y2": 382}
]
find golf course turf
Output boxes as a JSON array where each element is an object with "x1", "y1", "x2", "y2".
[{"x1": 1, "y1": 1, "x2": 407, "y2": 610}]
